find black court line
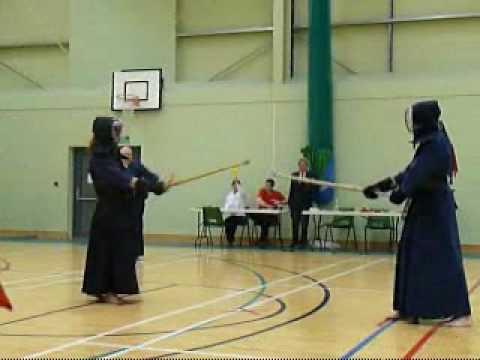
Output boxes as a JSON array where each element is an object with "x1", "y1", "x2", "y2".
[
  {"x1": 158, "y1": 282, "x2": 329, "y2": 359},
  {"x1": 0, "y1": 284, "x2": 177, "y2": 329},
  {"x1": 0, "y1": 285, "x2": 286, "y2": 338},
  {"x1": 11, "y1": 256, "x2": 328, "y2": 358},
  {"x1": 91, "y1": 257, "x2": 282, "y2": 358},
  {"x1": 143, "y1": 259, "x2": 331, "y2": 359},
  {"x1": 0, "y1": 258, "x2": 277, "y2": 339}
]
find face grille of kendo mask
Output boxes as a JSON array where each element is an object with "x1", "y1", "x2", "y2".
[
  {"x1": 405, "y1": 106, "x2": 413, "y2": 133},
  {"x1": 111, "y1": 120, "x2": 123, "y2": 142}
]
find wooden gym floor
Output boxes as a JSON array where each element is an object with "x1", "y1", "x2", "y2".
[{"x1": 0, "y1": 240, "x2": 479, "y2": 358}]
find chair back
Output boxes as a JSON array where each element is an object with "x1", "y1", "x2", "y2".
[
  {"x1": 331, "y1": 207, "x2": 355, "y2": 226},
  {"x1": 202, "y1": 207, "x2": 224, "y2": 227},
  {"x1": 366, "y1": 209, "x2": 392, "y2": 229}
]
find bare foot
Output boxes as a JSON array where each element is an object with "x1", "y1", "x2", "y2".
[
  {"x1": 107, "y1": 294, "x2": 141, "y2": 305},
  {"x1": 408, "y1": 317, "x2": 420, "y2": 325},
  {"x1": 118, "y1": 297, "x2": 141, "y2": 305},
  {"x1": 106, "y1": 294, "x2": 124, "y2": 305},
  {"x1": 443, "y1": 316, "x2": 472, "y2": 327},
  {"x1": 386, "y1": 311, "x2": 401, "y2": 320},
  {"x1": 94, "y1": 294, "x2": 107, "y2": 303},
  {"x1": 384, "y1": 312, "x2": 419, "y2": 324}
]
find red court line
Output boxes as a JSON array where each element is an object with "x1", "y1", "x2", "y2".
[
  {"x1": 402, "y1": 325, "x2": 440, "y2": 360},
  {"x1": 402, "y1": 278, "x2": 480, "y2": 359}
]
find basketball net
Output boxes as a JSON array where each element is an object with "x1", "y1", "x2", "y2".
[
  {"x1": 118, "y1": 95, "x2": 140, "y2": 123},
  {"x1": 115, "y1": 95, "x2": 140, "y2": 145}
]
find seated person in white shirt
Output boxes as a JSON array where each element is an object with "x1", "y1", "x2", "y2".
[{"x1": 224, "y1": 179, "x2": 248, "y2": 245}]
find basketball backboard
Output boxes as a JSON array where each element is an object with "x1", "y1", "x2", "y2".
[{"x1": 111, "y1": 69, "x2": 163, "y2": 111}]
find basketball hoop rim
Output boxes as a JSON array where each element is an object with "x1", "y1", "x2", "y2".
[{"x1": 117, "y1": 94, "x2": 141, "y2": 110}]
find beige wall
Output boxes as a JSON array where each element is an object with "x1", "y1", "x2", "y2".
[{"x1": 1, "y1": 0, "x2": 480, "y2": 244}]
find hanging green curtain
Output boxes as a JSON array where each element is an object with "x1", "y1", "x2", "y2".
[{"x1": 303, "y1": 0, "x2": 334, "y2": 205}]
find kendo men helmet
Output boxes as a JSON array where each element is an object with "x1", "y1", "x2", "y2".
[{"x1": 405, "y1": 100, "x2": 441, "y2": 144}]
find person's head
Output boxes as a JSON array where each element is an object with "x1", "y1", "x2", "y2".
[
  {"x1": 405, "y1": 100, "x2": 441, "y2": 144},
  {"x1": 298, "y1": 158, "x2": 309, "y2": 173},
  {"x1": 91, "y1": 116, "x2": 123, "y2": 149},
  {"x1": 231, "y1": 179, "x2": 241, "y2": 193},
  {"x1": 265, "y1": 178, "x2": 275, "y2": 192},
  {"x1": 119, "y1": 146, "x2": 133, "y2": 164}
]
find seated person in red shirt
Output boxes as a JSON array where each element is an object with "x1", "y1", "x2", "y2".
[{"x1": 254, "y1": 179, "x2": 287, "y2": 246}]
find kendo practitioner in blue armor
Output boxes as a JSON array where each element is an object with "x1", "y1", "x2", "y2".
[
  {"x1": 119, "y1": 146, "x2": 165, "y2": 259},
  {"x1": 363, "y1": 100, "x2": 471, "y2": 327},
  {"x1": 82, "y1": 117, "x2": 169, "y2": 304}
]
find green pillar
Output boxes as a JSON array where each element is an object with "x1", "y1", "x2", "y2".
[{"x1": 304, "y1": 0, "x2": 334, "y2": 204}]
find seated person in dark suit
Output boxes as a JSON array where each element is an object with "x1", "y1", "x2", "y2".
[
  {"x1": 288, "y1": 158, "x2": 315, "y2": 250},
  {"x1": 253, "y1": 179, "x2": 287, "y2": 247},
  {"x1": 223, "y1": 179, "x2": 248, "y2": 246}
]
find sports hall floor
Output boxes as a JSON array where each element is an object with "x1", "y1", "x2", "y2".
[{"x1": 1, "y1": 239, "x2": 479, "y2": 358}]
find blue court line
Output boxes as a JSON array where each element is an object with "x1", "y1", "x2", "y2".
[
  {"x1": 340, "y1": 319, "x2": 399, "y2": 359},
  {"x1": 91, "y1": 347, "x2": 127, "y2": 359},
  {"x1": 220, "y1": 260, "x2": 267, "y2": 309}
]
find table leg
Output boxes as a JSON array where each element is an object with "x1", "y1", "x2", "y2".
[
  {"x1": 197, "y1": 212, "x2": 201, "y2": 239},
  {"x1": 320, "y1": 215, "x2": 324, "y2": 251},
  {"x1": 195, "y1": 211, "x2": 201, "y2": 248},
  {"x1": 395, "y1": 218, "x2": 400, "y2": 247},
  {"x1": 310, "y1": 216, "x2": 316, "y2": 251},
  {"x1": 196, "y1": 211, "x2": 207, "y2": 247},
  {"x1": 310, "y1": 215, "x2": 318, "y2": 251},
  {"x1": 314, "y1": 215, "x2": 323, "y2": 251},
  {"x1": 278, "y1": 214, "x2": 283, "y2": 249}
]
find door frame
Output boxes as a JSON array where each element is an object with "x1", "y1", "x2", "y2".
[
  {"x1": 69, "y1": 145, "x2": 142, "y2": 239},
  {"x1": 67, "y1": 147, "x2": 75, "y2": 240},
  {"x1": 70, "y1": 146, "x2": 96, "y2": 239}
]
